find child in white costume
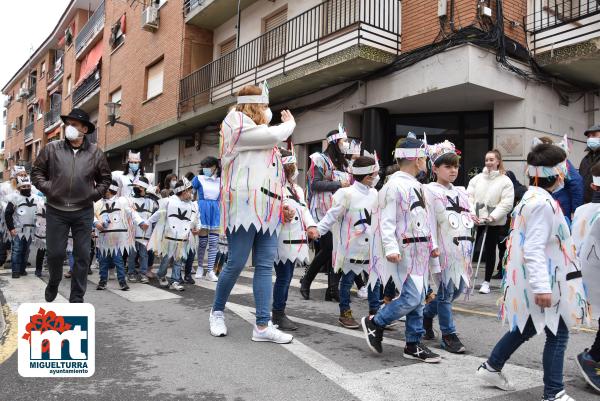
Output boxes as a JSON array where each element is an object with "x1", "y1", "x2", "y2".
[
  {"x1": 571, "y1": 161, "x2": 600, "y2": 393},
  {"x1": 111, "y1": 150, "x2": 155, "y2": 197},
  {"x1": 272, "y1": 148, "x2": 318, "y2": 331},
  {"x1": 148, "y1": 178, "x2": 200, "y2": 291},
  {"x1": 317, "y1": 155, "x2": 381, "y2": 329},
  {"x1": 362, "y1": 135, "x2": 441, "y2": 363},
  {"x1": 476, "y1": 143, "x2": 590, "y2": 401}
]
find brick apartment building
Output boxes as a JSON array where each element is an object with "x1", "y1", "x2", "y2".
[{"x1": 2, "y1": 0, "x2": 599, "y2": 186}]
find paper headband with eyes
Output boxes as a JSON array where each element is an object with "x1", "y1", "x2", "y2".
[
  {"x1": 174, "y1": 178, "x2": 192, "y2": 194},
  {"x1": 350, "y1": 150, "x2": 380, "y2": 175},
  {"x1": 237, "y1": 80, "x2": 269, "y2": 104},
  {"x1": 394, "y1": 132, "x2": 428, "y2": 159},
  {"x1": 527, "y1": 135, "x2": 570, "y2": 178},
  {"x1": 327, "y1": 123, "x2": 348, "y2": 143}
]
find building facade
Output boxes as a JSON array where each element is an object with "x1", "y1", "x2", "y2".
[{"x1": 2, "y1": 0, "x2": 600, "y2": 186}]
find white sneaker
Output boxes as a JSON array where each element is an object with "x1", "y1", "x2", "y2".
[
  {"x1": 194, "y1": 271, "x2": 204, "y2": 279},
  {"x1": 252, "y1": 321, "x2": 293, "y2": 344},
  {"x1": 209, "y1": 310, "x2": 227, "y2": 337},
  {"x1": 476, "y1": 362, "x2": 515, "y2": 391},
  {"x1": 543, "y1": 390, "x2": 575, "y2": 401},
  {"x1": 205, "y1": 271, "x2": 219, "y2": 282},
  {"x1": 357, "y1": 286, "x2": 368, "y2": 299},
  {"x1": 479, "y1": 281, "x2": 491, "y2": 294},
  {"x1": 170, "y1": 281, "x2": 185, "y2": 291},
  {"x1": 159, "y1": 277, "x2": 169, "y2": 288}
]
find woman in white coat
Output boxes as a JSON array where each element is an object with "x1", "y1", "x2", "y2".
[
  {"x1": 467, "y1": 149, "x2": 514, "y2": 294},
  {"x1": 209, "y1": 84, "x2": 297, "y2": 344}
]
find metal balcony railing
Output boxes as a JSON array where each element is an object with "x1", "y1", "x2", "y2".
[
  {"x1": 183, "y1": 0, "x2": 206, "y2": 16},
  {"x1": 179, "y1": 0, "x2": 401, "y2": 108},
  {"x1": 75, "y1": 0, "x2": 105, "y2": 55},
  {"x1": 73, "y1": 67, "x2": 101, "y2": 106},
  {"x1": 526, "y1": 0, "x2": 600, "y2": 53},
  {"x1": 44, "y1": 101, "x2": 62, "y2": 130},
  {"x1": 24, "y1": 122, "x2": 34, "y2": 142},
  {"x1": 47, "y1": 64, "x2": 64, "y2": 86}
]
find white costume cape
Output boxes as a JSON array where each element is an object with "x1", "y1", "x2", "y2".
[
  {"x1": 317, "y1": 181, "x2": 377, "y2": 275},
  {"x1": 277, "y1": 184, "x2": 316, "y2": 265},
  {"x1": 571, "y1": 202, "x2": 600, "y2": 319},
  {"x1": 94, "y1": 196, "x2": 142, "y2": 257},
  {"x1": 6, "y1": 192, "x2": 40, "y2": 241},
  {"x1": 501, "y1": 187, "x2": 590, "y2": 335},
  {"x1": 219, "y1": 110, "x2": 295, "y2": 235},
  {"x1": 111, "y1": 170, "x2": 155, "y2": 198}
]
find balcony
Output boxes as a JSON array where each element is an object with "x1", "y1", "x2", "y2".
[
  {"x1": 44, "y1": 102, "x2": 62, "y2": 132},
  {"x1": 75, "y1": 0, "x2": 105, "y2": 58},
  {"x1": 526, "y1": 0, "x2": 600, "y2": 86},
  {"x1": 73, "y1": 66, "x2": 101, "y2": 109},
  {"x1": 24, "y1": 122, "x2": 34, "y2": 143},
  {"x1": 180, "y1": 0, "x2": 401, "y2": 111},
  {"x1": 184, "y1": 0, "x2": 260, "y2": 29},
  {"x1": 47, "y1": 64, "x2": 64, "y2": 90}
]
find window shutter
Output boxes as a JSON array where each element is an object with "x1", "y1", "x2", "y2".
[
  {"x1": 265, "y1": 8, "x2": 287, "y2": 32},
  {"x1": 220, "y1": 37, "x2": 236, "y2": 56},
  {"x1": 146, "y1": 59, "x2": 164, "y2": 99},
  {"x1": 262, "y1": 8, "x2": 288, "y2": 63}
]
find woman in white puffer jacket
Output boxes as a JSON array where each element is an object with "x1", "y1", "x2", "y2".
[{"x1": 467, "y1": 149, "x2": 514, "y2": 294}]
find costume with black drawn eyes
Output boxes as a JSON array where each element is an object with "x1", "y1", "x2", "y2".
[
  {"x1": 368, "y1": 171, "x2": 433, "y2": 296},
  {"x1": 424, "y1": 183, "x2": 474, "y2": 291},
  {"x1": 501, "y1": 187, "x2": 590, "y2": 335},
  {"x1": 34, "y1": 200, "x2": 47, "y2": 250},
  {"x1": 277, "y1": 184, "x2": 316, "y2": 265},
  {"x1": 131, "y1": 196, "x2": 158, "y2": 245},
  {"x1": 147, "y1": 196, "x2": 200, "y2": 260},
  {"x1": 307, "y1": 152, "x2": 350, "y2": 222},
  {"x1": 570, "y1": 203, "x2": 600, "y2": 321},
  {"x1": 6, "y1": 192, "x2": 39, "y2": 241},
  {"x1": 94, "y1": 197, "x2": 141, "y2": 257}
]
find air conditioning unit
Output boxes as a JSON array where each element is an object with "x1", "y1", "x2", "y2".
[
  {"x1": 142, "y1": 6, "x2": 159, "y2": 32},
  {"x1": 10, "y1": 122, "x2": 17, "y2": 130},
  {"x1": 3, "y1": 99, "x2": 9, "y2": 108},
  {"x1": 17, "y1": 88, "x2": 29, "y2": 99}
]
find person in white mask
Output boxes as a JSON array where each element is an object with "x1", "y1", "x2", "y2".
[{"x1": 580, "y1": 125, "x2": 600, "y2": 203}]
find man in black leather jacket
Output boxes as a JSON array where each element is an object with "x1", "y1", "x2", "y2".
[{"x1": 32, "y1": 108, "x2": 111, "y2": 303}]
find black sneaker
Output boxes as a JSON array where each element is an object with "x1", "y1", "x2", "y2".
[
  {"x1": 404, "y1": 342, "x2": 441, "y2": 363},
  {"x1": 119, "y1": 281, "x2": 130, "y2": 291},
  {"x1": 19, "y1": 270, "x2": 28, "y2": 276},
  {"x1": 11, "y1": 272, "x2": 20, "y2": 279},
  {"x1": 423, "y1": 316, "x2": 436, "y2": 340},
  {"x1": 97, "y1": 280, "x2": 107, "y2": 290},
  {"x1": 361, "y1": 316, "x2": 384, "y2": 354},
  {"x1": 183, "y1": 275, "x2": 195, "y2": 285},
  {"x1": 35, "y1": 270, "x2": 42, "y2": 277},
  {"x1": 45, "y1": 284, "x2": 58, "y2": 302},
  {"x1": 127, "y1": 273, "x2": 139, "y2": 283},
  {"x1": 442, "y1": 333, "x2": 466, "y2": 354}
]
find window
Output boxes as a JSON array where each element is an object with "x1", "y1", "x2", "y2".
[
  {"x1": 40, "y1": 61, "x2": 46, "y2": 78},
  {"x1": 17, "y1": 115, "x2": 23, "y2": 131},
  {"x1": 110, "y1": 88, "x2": 122, "y2": 117},
  {"x1": 110, "y1": 15, "x2": 126, "y2": 50},
  {"x1": 145, "y1": 58, "x2": 164, "y2": 100},
  {"x1": 66, "y1": 75, "x2": 72, "y2": 95},
  {"x1": 262, "y1": 8, "x2": 287, "y2": 63},
  {"x1": 220, "y1": 37, "x2": 236, "y2": 56},
  {"x1": 216, "y1": 36, "x2": 236, "y2": 84},
  {"x1": 36, "y1": 102, "x2": 43, "y2": 120}
]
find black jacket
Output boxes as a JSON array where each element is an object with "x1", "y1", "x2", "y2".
[
  {"x1": 31, "y1": 137, "x2": 112, "y2": 210},
  {"x1": 579, "y1": 148, "x2": 600, "y2": 203}
]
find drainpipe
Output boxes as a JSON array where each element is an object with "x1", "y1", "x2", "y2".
[{"x1": 236, "y1": 0, "x2": 241, "y2": 47}]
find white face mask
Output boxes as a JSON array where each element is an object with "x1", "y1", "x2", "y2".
[
  {"x1": 264, "y1": 108, "x2": 273, "y2": 124},
  {"x1": 65, "y1": 125, "x2": 82, "y2": 141},
  {"x1": 339, "y1": 142, "x2": 349, "y2": 152},
  {"x1": 371, "y1": 175, "x2": 380, "y2": 188}
]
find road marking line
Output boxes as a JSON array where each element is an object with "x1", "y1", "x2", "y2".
[
  {"x1": 238, "y1": 270, "x2": 329, "y2": 290},
  {"x1": 87, "y1": 275, "x2": 181, "y2": 302}
]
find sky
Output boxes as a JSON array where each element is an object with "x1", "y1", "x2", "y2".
[{"x1": 0, "y1": 0, "x2": 71, "y2": 146}]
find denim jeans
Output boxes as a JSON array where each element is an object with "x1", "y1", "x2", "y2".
[
  {"x1": 11, "y1": 236, "x2": 31, "y2": 274},
  {"x1": 99, "y1": 251, "x2": 126, "y2": 283},
  {"x1": 374, "y1": 277, "x2": 425, "y2": 343},
  {"x1": 273, "y1": 260, "x2": 294, "y2": 311},
  {"x1": 184, "y1": 249, "x2": 195, "y2": 278},
  {"x1": 213, "y1": 226, "x2": 278, "y2": 326},
  {"x1": 487, "y1": 318, "x2": 569, "y2": 400},
  {"x1": 157, "y1": 255, "x2": 184, "y2": 283},
  {"x1": 339, "y1": 270, "x2": 381, "y2": 314},
  {"x1": 128, "y1": 242, "x2": 149, "y2": 275},
  {"x1": 423, "y1": 279, "x2": 465, "y2": 335},
  {"x1": 0, "y1": 239, "x2": 9, "y2": 266},
  {"x1": 67, "y1": 251, "x2": 74, "y2": 272}
]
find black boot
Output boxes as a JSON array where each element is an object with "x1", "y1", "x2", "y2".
[
  {"x1": 325, "y1": 270, "x2": 341, "y2": 302},
  {"x1": 299, "y1": 277, "x2": 310, "y2": 300},
  {"x1": 423, "y1": 316, "x2": 436, "y2": 340},
  {"x1": 272, "y1": 310, "x2": 298, "y2": 331}
]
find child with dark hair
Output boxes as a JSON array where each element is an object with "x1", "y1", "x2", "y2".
[
  {"x1": 317, "y1": 155, "x2": 381, "y2": 329},
  {"x1": 571, "y1": 160, "x2": 600, "y2": 393},
  {"x1": 476, "y1": 143, "x2": 589, "y2": 401}
]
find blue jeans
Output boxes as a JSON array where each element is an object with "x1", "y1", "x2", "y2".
[
  {"x1": 67, "y1": 251, "x2": 74, "y2": 272},
  {"x1": 213, "y1": 226, "x2": 278, "y2": 326},
  {"x1": 423, "y1": 279, "x2": 465, "y2": 335},
  {"x1": 374, "y1": 278, "x2": 425, "y2": 343},
  {"x1": 339, "y1": 270, "x2": 381, "y2": 314},
  {"x1": 487, "y1": 318, "x2": 569, "y2": 399},
  {"x1": 128, "y1": 242, "x2": 149, "y2": 275},
  {"x1": 184, "y1": 249, "x2": 195, "y2": 278},
  {"x1": 157, "y1": 255, "x2": 184, "y2": 283},
  {"x1": 11, "y1": 236, "x2": 31, "y2": 274},
  {"x1": 99, "y1": 251, "x2": 126, "y2": 283},
  {"x1": 273, "y1": 260, "x2": 294, "y2": 311}
]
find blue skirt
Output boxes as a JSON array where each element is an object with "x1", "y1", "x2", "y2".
[{"x1": 199, "y1": 199, "x2": 220, "y2": 230}]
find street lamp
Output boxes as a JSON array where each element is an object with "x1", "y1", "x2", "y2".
[{"x1": 104, "y1": 102, "x2": 134, "y2": 137}]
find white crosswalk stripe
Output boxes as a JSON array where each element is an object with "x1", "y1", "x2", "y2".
[{"x1": 86, "y1": 274, "x2": 181, "y2": 302}]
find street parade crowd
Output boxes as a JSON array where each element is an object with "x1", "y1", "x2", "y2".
[{"x1": 1, "y1": 82, "x2": 600, "y2": 401}]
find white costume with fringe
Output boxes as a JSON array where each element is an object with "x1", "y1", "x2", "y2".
[
  {"x1": 501, "y1": 187, "x2": 590, "y2": 335},
  {"x1": 277, "y1": 183, "x2": 316, "y2": 265},
  {"x1": 5, "y1": 192, "x2": 40, "y2": 241},
  {"x1": 94, "y1": 196, "x2": 142, "y2": 257},
  {"x1": 424, "y1": 182, "x2": 474, "y2": 290},
  {"x1": 34, "y1": 199, "x2": 47, "y2": 250},
  {"x1": 130, "y1": 195, "x2": 158, "y2": 246},
  {"x1": 148, "y1": 196, "x2": 200, "y2": 261},
  {"x1": 317, "y1": 181, "x2": 377, "y2": 275},
  {"x1": 307, "y1": 152, "x2": 350, "y2": 222},
  {"x1": 571, "y1": 202, "x2": 600, "y2": 319},
  {"x1": 219, "y1": 110, "x2": 295, "y2": 235},
  {"x1": 369, "y1": 171, "x2": 435, "y2": 295}
]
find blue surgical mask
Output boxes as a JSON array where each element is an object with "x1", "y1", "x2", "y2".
[
  {"x1": 129, "y1": 163, "x2": 140, "y2": 173},
  {"x1": 587, "y1": 137, "x2": 600, "y2": 151},
  {"x1": 202, "y1": 168, "x2": 213, "y2": 177}
]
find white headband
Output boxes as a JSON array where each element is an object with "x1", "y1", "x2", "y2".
[
  {"x1": 351, "y1": 165, "x2": 379, "y2": 175},
  {"x1": 132, "y1": 178, "x2": 149, "y2": 189},
  {"x1": 109, "y1": 184, "x2": 119, "y2": 192},
  {"x1": 394, "y1": 147, "x2": 427, "y2": 159},
  {"x1": 237, "y1": 80, "x2": 269, "y2": 104},
  {"x1": 526, "y1": 161, "x2": 568, "y2": 178},
  {"x1": 174, "y1": 178, "x2": 192, "y2": 194},
  {"x1": 327, "y1": 123, "x2": 348, "y2": 143},
  {"x1": 281, "y1": 155, "x2": 296, "y2": 165},
  {"x1": 593, "y1": 176, "x2": 600, "y2": 186}
]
